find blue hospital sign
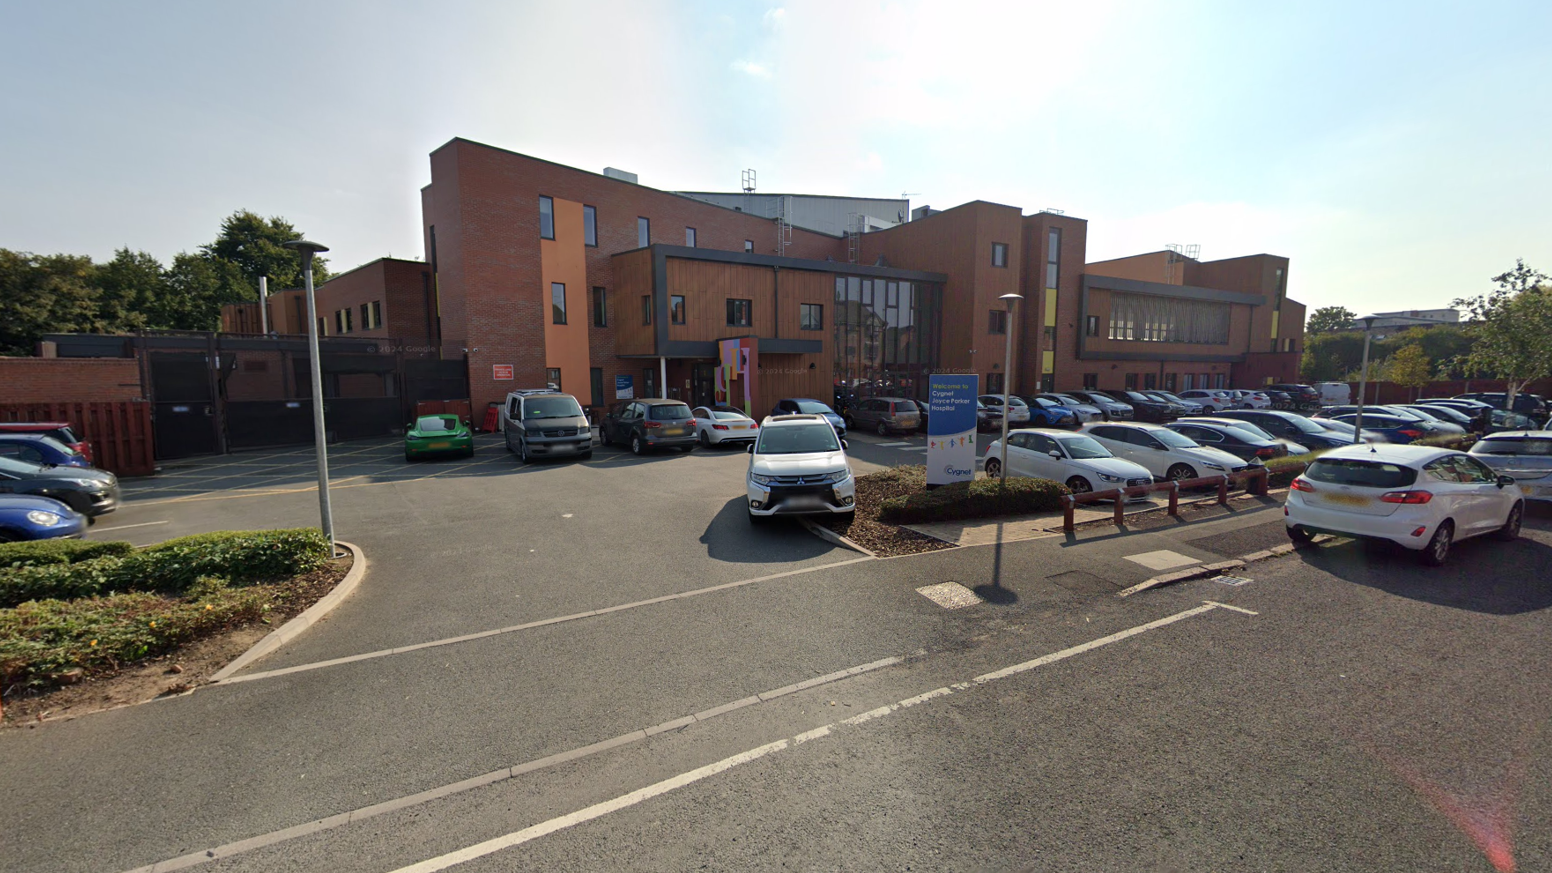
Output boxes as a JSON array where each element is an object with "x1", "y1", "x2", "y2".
[
  {"x1": 615, "y1": 374, "x2": 634, "y2": 399},
  {"x1": 927, "y1": 374, "x2": 979, "y2": 485}
]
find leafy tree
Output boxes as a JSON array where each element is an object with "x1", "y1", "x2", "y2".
[
  {"x1": 1387, "y1": 344, "x2": 1432, "y2": 400},
  {"x1": 0, "y1": 250, "x2": 101, "y2": 354},
  {"x1": 1306, "y1": 305, "x2": 1357, "y2": 334},
  {"x1": 199, "y1": 210, "x2": 331, "y2": 303},
  {"x1": 1454, "y1": 259, "x2": 1552, "y2": 411},
  {"x1": 161, "y1": 252, "x2": 238, "y2": 331},
  {"x1": 93, "y1": 248, "x2": 165, "y2": 331}
]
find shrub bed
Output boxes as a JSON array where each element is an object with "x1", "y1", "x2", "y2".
[
  {"x1": 879, "y1": 475, "x2": 1069, "y2": 524},
  {"x1": 0, "y1": 540, "x2": 134, "y2": 570}
]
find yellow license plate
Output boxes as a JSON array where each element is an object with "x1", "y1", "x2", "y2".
[
  {"x1": 667, "y1": 427, "x2": 686, "y2": 435},
  {"x1": 427, "y1": 441, "x2": 450, "y2": 449},
  {"x1": 1326, "y1": 493, "x2": 1369, "y2": 506}
]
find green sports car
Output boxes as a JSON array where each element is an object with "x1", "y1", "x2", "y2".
[{"x1": 405, "y1": 414, "x2": 474, "y2": 460}]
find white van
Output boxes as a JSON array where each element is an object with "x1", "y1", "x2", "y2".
[{"x1": 1316, "y1": 382, "x2": 1352, "y2": 406}]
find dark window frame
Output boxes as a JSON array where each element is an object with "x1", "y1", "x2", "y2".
[
  {"x1": 1082, "y1": 373, "x2": 1098, "y2": 389},
  {"x1": 1046, "y1": 227, "x2": 1061, "y2": 289},
  {"x1": 671, "y1": 295, "x2": 686, "y2": 325},
  {"x1": 539, "y1": 195, "x2": 555, "y2": 240},
  {"x1": 583, "y1": 205, "x2": 597, "y2": 247},
  {"x1": 988, "y1": 309, "x2": 1008, "y2": 335},
  {"x1": 744, "y1": 239, "x2": 754, "y2": 253},
  {"x1": 592, "y1": 287, "x2": 608, "y2": 327},
  {"x1": 1085, "y1": 314, "x2": 1099, "y2": 337},
  {"x1": 991, "y1": 242, "x2": 1009, "y2": 268},
  {"x1": 637, "y1": 217, "x2": 650, "y2": 248},
  {"x1": 551, "y1": 282, "x2": 567, "y2": 324},
  {"x1": 800, "y1": 303, "x2": 823, "y2": 331},
  {"x1": 642, "y1": 294, "x2": 652, "y2": 325},
  {"x1": 546, "y1": 367, "x2": 562, "y2": 391},
  {"x1": 371, "y1": 300, "x2": 382, "y2": 329},
  {"x1": 726, "y1": 298, "x2": 752, "y2": 328},
  {"x1": 685, "y1": 227, "x2": 697, "y2": 248}
]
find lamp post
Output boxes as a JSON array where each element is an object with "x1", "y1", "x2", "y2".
[
  {"x1": 258, "y1": 276, "x2": 269, "y2": 335},
  {"x1": 1353, "y1": 315, "x2": 1378, "y2": 445},
  {"x1": 997, "y1": 293, "x2": 1024, "y2": 481},
  {"x1": 284, "y1": 239, "x2": 336, "y2": 552}
]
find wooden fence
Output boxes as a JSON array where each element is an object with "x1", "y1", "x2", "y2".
[{"x1": 0, "y1": 401, "x2": 156, "y2": 477}]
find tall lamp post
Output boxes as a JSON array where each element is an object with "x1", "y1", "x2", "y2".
[
  {"x1": 284, "y1": 239, "x2": 336, "y2": 552},
  {"x1": 997, "y1": 293, "x2": 1024, "y2": 481},
  {"x1": 1352, "y1": 315, "x2": 1378, "y2": 445}
]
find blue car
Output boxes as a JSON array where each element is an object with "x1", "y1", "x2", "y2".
[
  {"x1": 770, "y1": 398, "x2": 847, "y2": 438},
  {"x1": 1026, "y1": 396, "x2": 1080, "y2": 428},
  {"x1": 1329, "y1": 413, "x2": 1427, "y2": 444},
  {"x1": 0, "y1": 494, "x2": 87, "y2": 541},
  {"x1": 0, "y1": 434, "x2": 91, "y2": 468}
]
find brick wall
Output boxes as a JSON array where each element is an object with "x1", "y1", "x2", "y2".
[
  {"x1": 314, "y1": 258, "x2": 434, "y2": 345},
  {"x1": 0, "y1": 357, "x2": 145, "y2": 402}
]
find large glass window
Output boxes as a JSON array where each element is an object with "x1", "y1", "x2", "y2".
[
  {"x1": 551, "y1": 283, "x2": 567, "y2": 324},
  {"x1": 685, "y1": 227, "x2": 697, "y2": 247},
  {"x1": 1106, "y1": 292, "x2": 1230, "y2": 344},
  {"x1": 583, "y1": 205, "x2": 597, "y2": 246},
  {"x1": 1046, "y1": 227, "x2": 1061, "y2": 288},
  {"x1": 637, "y1": 217, "x2": 650, "y2": 248},
  {"x1": 539, "y1": 196, "x2": 555, "y2": 240},
  {"x1": 992, "y1": 242, "x2": 1008, "y2": 268},
  {"x1": 801, "y1": 303, "x2": 823, "y2": 330},
  {"x1": 832, "y1": 274, "x2": 941, "y2": 410}
]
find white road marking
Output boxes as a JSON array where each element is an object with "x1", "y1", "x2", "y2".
[
  {"x1": 1123, "y1": 549, "x2": 1200, "y2": 571},
  {"x1": 1203, "y1": 600, "x2": 1259, "y2": 615},
  {"x1": 218, "y1": 556, "x2": 876, "y2": 685},
  {"x1": 384, "y1": 602, "x2": 1251, "y2": 873},
  {"x1": 90, "y1": 520, "x2": 169, "y2": 533},
  {"x1": 874, "y1": 441, "x2": 911, "y2": 447}
]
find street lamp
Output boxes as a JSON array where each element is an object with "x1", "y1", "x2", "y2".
[
  {"x1": 997, "y1": 293, "x2": 1024, "y2": 482},
  {"x1": 283, "y1": 239, "x2": 336, "y2": 553},
  {"x1": 1353, "y1": 314, "x2": 1379, "y2": 445}
]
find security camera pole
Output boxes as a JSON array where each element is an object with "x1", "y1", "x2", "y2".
[
  {"x1": 284, "y1": 239, "x2": 335, "y2": 552},
  {"x1": 998, "y1": 293, "x2": 1024, "y2": 483}
]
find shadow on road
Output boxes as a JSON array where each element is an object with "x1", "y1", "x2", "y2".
[
  {"x1": 699, "y1": 497, "x2": 834, "y2": 563},
  {"x1": 1295, "y1": 535, "x2": 1552, "y2": 615}
]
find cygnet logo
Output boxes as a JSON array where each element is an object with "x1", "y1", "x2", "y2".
[{"x1": 943, "y1": 465, "x2": 973, "y2": 477}]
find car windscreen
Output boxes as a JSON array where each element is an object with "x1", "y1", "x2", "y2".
[
  {"x1": 649, "y1": 404, "x2": 693, "y2": 420},
  {"x1": 711, "y1": 411, "x2": 748, "y2": 421},
  {"x1": 793, "y1": 401, "x2": 832, "y2": 415},
  {"x1": 1056, "y1": 435, "x2": 1111, "y2": 460},
  {"x1": 1280, "y1": 415, "x2": 1328, "y2": 435},
  {"x1": 523, "y1": 396, "x2": 584, "y2": 419},
  {"x1": 1153, "y1": 428, "x2": 1199, "y2": 449},
  {"x1": 0, "y1": 456, "x2": 44, "y2": 476},
  {"x1": 1305, "y1": 458, "x2": 1419, "y2": 488},
  {"x1": 416, "y1": 416, "x2": 455, "y2": 432},
  {"x1": 1474, "y1": 437, "x2": 1552, "y2": 456},
  {"x1": 757, "y1": 424, "x2": 839, "y2": 454},
  {"x1": 1218, "y1": 421, "x2": 1274, "y2": 440}
]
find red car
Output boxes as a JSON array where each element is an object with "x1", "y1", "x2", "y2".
[{"x1": 0, "y1": 422, "x2": 91, "y2": 463}]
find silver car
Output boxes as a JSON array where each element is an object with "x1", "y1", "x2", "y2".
[
  {"x1": 1470, "y1": 431, "x2": 1552, "y2": 501},
  {"x1": 747, "y1": 415, "x2": 856, "y2": 522},
  {"x1": 844, "y1": 397, "x2": 921, "y2": 436}
]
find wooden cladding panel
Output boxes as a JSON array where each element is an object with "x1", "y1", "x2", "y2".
[
  {"x1": 665, "y1": 259, "x2": 773, "y2": 342},
  {"x1": 775, "y1": 269, "x2": 833, "y2": 339},
  {"x1": 754, "y1": 353, "x2": 831, "y2": 415},
  {"x1": 611, "y1": 249, "x2": 655, "y2": 356}
]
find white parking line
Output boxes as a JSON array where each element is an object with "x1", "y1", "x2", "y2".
[
  {"x1": 90, "y1": 520, "x2": 169, "y2": 533},
  {"x1": 874, "y1": 441, "x2": 911, "y2": 447}
]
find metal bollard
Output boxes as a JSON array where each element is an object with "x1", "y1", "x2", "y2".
[
  {"x1": 1114, "y1": 489, "x2": 1126, "y2": 525},
  {"x1": 1062, "y1": 494, "x2": 1075, "y2": 532},
  {"x1": 1217, "y1": 475, "x2": 1229, "y2": 505},
  {"x1": 1167, "y1": 480, "x2": 1179, "y2": 515}
]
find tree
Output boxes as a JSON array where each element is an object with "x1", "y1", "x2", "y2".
[
  {"x1": 94, "y1": 248, "x2": 166, "y2": 332},
  {"x1": 1388, "y1": 344, "x2": 1432, "y2": 400},
  {"x1": 161, "y1": 252, "x2": 238, "y2": 331},
  {"x1": 199, "y1": 210, "x2": 331, "y2": 303},
  {"x1": 1454, "y1": 259, "x2": 1552, "y2": 412},
  {"x1": 0, "y1": 250, "x2": 101, "y2": 354},
  {"x1": 1306, "y1": 305, "x2": 1357, "y2": 334}
]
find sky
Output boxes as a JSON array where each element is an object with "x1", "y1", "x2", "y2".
[{"x1": 2, "y1": 0, "x2": 1548, "y2": 313}]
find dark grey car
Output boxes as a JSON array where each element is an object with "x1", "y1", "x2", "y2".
[
  {"x1": 0, "y1": 455, "x2": 120, "y2": 520},
  {"x1": 843, "y1": 397, "x2": 921, "y2": 436},
  {"x1": 602, "y1": 399, "x2": 698, "y2": 455},
  {"x1": 503, "y1": 391, "x2": 593, "y2": 463}
]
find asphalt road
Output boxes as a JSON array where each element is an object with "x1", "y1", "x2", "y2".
[{"x1": 2, "y1": 435, "x2": 1548, "y2": 872}]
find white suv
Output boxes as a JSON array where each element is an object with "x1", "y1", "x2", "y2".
[{"x1": 747, "y1": 415, "x2": 856, "y2": 523}]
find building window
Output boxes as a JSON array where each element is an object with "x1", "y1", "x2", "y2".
[
  {"x1": 1125, "y1": 373, "x2": 1138, "y2": 390},
  {"x1": 551, "y1": 282, "x2": 567, "y2": 324},
  {"x1": 1082, "y1": 373, "x2": 1098, "y2": 389},
  {"x1": 800, "y1": 303, "x2": 823, "y2": 330},
  {"x1": 590, "y1": 367, "x2": 604, "y2": 408},
  {"x1": 1182, "y1": 373, "x2": 1195, "y2": 390},
  {"x1": 991, "y1": 242, "x2": 1008, "y2": 268},
  {"x1": 988, "y1": 309, "x2": 1007, "y2": 334},
  {"x1": 727, "y1": 298, "x2": 752, "y2": 327},
  {"x1": 1085, "y1": 315, "x2": 1099, "y2": 337},
  {"x1": 744, "y1": 239, "x2": 754, "y2": 253},
  {"x1": 583, "y1": 205, "x2": 597, "y2": 247},
  {"x1": 1144, "y1": 373, "x2": 1158, "y2": 390},
  {"x1": 318, "y1": 316, "x2": 327, "y2": 336},
  {"x1": 685, "y1": 227, "x2": 697, "y2": 247},
  {"x1": 359, "y1": 303, "x2": 370, "y2": 330},
  {"x1": 1106, "y1": 292, "x2": 1230, "y2": 344},
  {"x1": 1283, "y1": 337, "x2": 1293, "y2": 352},
  {"x1": 1213, "y1": 373, "x2": 1227, "y2": 389},
  {"x1": 1043, "y1": 325, "x2": 1056, "y2": 346},
  {"x1": 671, "y1": 295, "x2": 686, "y2": 324},
  {"x1": 642, "y1": 295, "x2": 652, "y2": 325},
  {"x1": 592, "y1": 287, "x2": 607, "y2": 327},
  {"x1": 336, "y1": 308, "x2": 352, "y2": 334},
  {"x1": 986, "y1": 372, "x2": 1004, "y2": 394},
  {"x1": 1046, "y1": 227, "x2": 1061, "y2": 289},
  {"x1": 1164, "y1": 373, "x2": 1177, "y2": 392},
  {"x1": 371, "y1": 300, "x2": 381, "y2": 329},
  {"x1": 546, "y1": 368, "x2": 561, "y2": 391},
  {"x1": 1199, "y1": 372, "x2": 1210, "y2": 388},
  {"x1": 637, "y1": 217, "x2": 650, "y2": 248},
  {"x1": 539, "y1": 196, "x2": 555, "y2": 240}
]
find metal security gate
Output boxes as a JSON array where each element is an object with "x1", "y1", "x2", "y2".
[{"x1": 149, "y1": 353, "x2": 220, "y2": 459}]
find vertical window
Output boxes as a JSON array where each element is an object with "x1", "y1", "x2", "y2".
[
  {"x1": 372, "y1": 300, "x2": 382, "y2": 329},
  {"x1": 546, "y1": 368, "x2": 561, "y2": 390},
  {"x1": 1044, "y1": 325, "x2": 1056, "y2": 345},
  {"x1": 642, "y1": 295, "x2": 652, "y2": 325},
  {"x1": 592, "y1": 287, "x2": 607, "y2": 327},
  {"x1": 1144, "y1": 373, "x2": 1157, "y2": 390},
  {"x1": 685, "y1": 227, "x2": 697, "y2": 247},
  {"x1": 1214, "y1": 373, "x2": 1227, "y2": 389},
  {"x1": 643, "y1": 368, "x2": 657, "y2": 398},
  {"x1": 991, "y1": 242, "x2": 1008, "y2": 268},
  {"x1": 1085, "y1": 315, "x2": 1099, "y2": 337},
  {"x1": 1046, "y1": 227, "x2": 1061, "y2": 288},
  {"x1": 583, "y1": 205, "x2": 597, "y2": 246},
  {"x1": 1082, "y1": 373, "x2": 1098, "y2": 389},
  {"x1": 744, "y1": 239, "x2": 754, "y2": 253},
  {"x1": 360, "y1": 303, "x2": 369, "y2": 329},
  {"x1": 551, "y1": 282, "x2": 567, "y2": 324},
  {"x1": 988, "y1": 309, "x2": 1007, "y2": 334},
  {"x1": 539, "y1": 196, "x2": 555, "y2": 240},
  {"x1": 318, "y1": 316, "x2": 328, "y2": 336},
  {"x1": 726, "y1": 298, "x2": 752, "y2": 327},
  {"x1": 590, "y1": 367, "x2": 604, "y2": 408},
  {"x1": 1164, "y1": 373, "x2": 1177, "y2": 392},
  {"x1": 671, "y1": 295, "x2": 686, "y2": 324},
  {"x1": 986, "y1": 373, "x2": 1004, "y2": 394},
  {"x1": 800, "y1": 303, "x2": 823, "y2": 330},
  {"x1": 1183, "y1": 373, "x2": 1195, "y2": 390},
  {"x1": 1125, "y1": 373, "x2": 1138, "y2": 390},
  {"x1": 1200, "y1": 372, "x2": 1210, "y2": 389},
  {"x1": 637, "y1": 217, "x2": 650, "y2": 247}
]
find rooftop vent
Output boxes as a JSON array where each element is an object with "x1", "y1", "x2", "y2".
[{"x1": 603, "y1": 167, "x2": 638, "y2": 184}]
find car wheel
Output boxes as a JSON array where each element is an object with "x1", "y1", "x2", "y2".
[
  {"x1": 1493, "y1": 501, "x2": 1524, "y2": 541},
  {"x1": 1065, "y1": 476, "x2": 1092, "y2": 495},
  {"x1": 631, "y1": 434, "x2": 644, "y2": 455},
  {"x1": 877, "y1": 421, "x2": 889, "y2": 437},
  {"x1": 844, "y1": 415, "x2": 856, "y2": 430},
  {"x1": 599, "y1": 427, "x2": 612, "y2": 447},
  {"x1": 1287, "y1": 525, "x2": 1315, "y2": 547},
  {"x1": 699, "y1": 431, "x2": 711, "y2": 448},
  {"x1": 984, "y1": 458, "x2": 1002, "y2": 479},
  {"x1": 1166, "y1": 463, "x2": 1197, "y2": 482},
  {"x1": 1421, "y1": 521, "x2": 1454, "y2": 566}
]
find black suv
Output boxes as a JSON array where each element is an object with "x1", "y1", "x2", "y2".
[
  {"x1": 1455, "y1": 392, "x2": 1549, "y2": 423},
  {"x1": 1267, "y1": 383, "x2": 1320, "y2": 410},
  {"x1": 1113, "y1": 390, "x2": 1177, "y2": 423}
]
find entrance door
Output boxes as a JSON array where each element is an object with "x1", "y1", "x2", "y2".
[
  {"x1": 692, "y1": 364, "x2": 715, "y2": 408},
  {"x1": 149, "y1": 353, "x2": 220, "y2": 459}
]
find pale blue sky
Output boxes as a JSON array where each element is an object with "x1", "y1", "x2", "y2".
[{"x1": 2, "y1": 0, "x2": 1547, "y2": 312}]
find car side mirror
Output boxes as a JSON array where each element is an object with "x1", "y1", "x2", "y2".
[
  {"x1": 841, "y1": 440, "x2": 849, "y2": 451},
  {"x1": 1048, "y1": 450, "x2": 1062, "y2": 460},
  {"x1": 746, "y1": 444, "x2": 755, "y2": 454},
  {"x1": 1498, "y1": 475, "x2": 1515, "y2": 488}
]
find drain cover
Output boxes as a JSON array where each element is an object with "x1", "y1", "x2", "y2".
[
  {"x1": 1216, "y1": 575, "x2": 1254, "y2": 586},
  {"x1": 916, "y1": 582, "x2": 985, "y2": 609},
  {"x1": 1046, "y1": 570, "x2": 1120, "y2": 595}
]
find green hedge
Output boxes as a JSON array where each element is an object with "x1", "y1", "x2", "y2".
[
  {"x1": 0, "y1": 529, "x2": 330, "y2": 609},
  {"x1": 879, "y1": 476, "x2": 1069, "y2": 524},
  {"x1": 0, "y1": 540, "x2": 134, "y2": 570}
]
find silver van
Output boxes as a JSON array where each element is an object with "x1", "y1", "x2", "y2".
[{"x1": 502, "y1": 390, "x2": 593, "y2": 463}]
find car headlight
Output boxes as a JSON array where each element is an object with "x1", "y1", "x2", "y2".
[
  {"x1": 26, "y1": 510, "x2": 62, "y2": 526},
  {"x1": 820, "y1": 469, "x2": 852, "y2": 484},
  {"x1": 1096, "y1": 472, "x2": 1125, "y2": 483},
  {"x1": 1203, "y1": 462, "x2": 1226, "y2": 471},
  {"x1": 750, "y1": 473, "x2": 775, "y2": 486},
  {"x1": 65, "y1": 479, "x2": 102, "y2": 489}
]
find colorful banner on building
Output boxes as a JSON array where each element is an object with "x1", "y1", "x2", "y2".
[
  {"x1": 927, "y1": 374, "x2": 979, "y2": 486},
  {"x1": 714, "y1": 337, "x2": 758, "y2": 416}
]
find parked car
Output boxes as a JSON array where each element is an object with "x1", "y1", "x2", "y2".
[
  {"x1": 1326, "y1": 413, "x2": 1427, "y2": 444},
  {"x1": 1488, "y1": 409, "x2": 1538, "y2": 434},
  {"x1": 405, "y1": 414, "x2": 474, "y2": 461},
  {"x1": 0, "y1": 434, "x2": 91, "y2": 468},
  {"x1": 843, "y1": 397, "x2": 921, "y2": 436},
  {"x1": 1316, "y1": 405, "x2": 1464, "y2": 437},
  {"x1": 1235, "y1": 390, "x2": 1274, "y2": 410},
  {"x1": 1081, "y1": 421, "x2": 1249, "y2": 482},
  {"x1": 1024, "y1": 396, "x2": 1080, "y2": 428},
  {"x1": 770, "y1": 398, "x2": 847, "y2": 438},
  {"x1": 1285, "y1": 444, "x2": 1522, "y2": 565},
  {"x1": 1263, "y1": 389, "x2": 1295, "y2": 410},
  {"x1": 1113, "y1": 390, "x2": 1177, "y2": 423},
  {"x1": 975, "y1": 400, "x2": 1003, "y2": 433},
  {"x1": 602, "y1": 398, "x2": 697, "y2": 455},
  {"x1": 692, "y1": 405, "x2": 760, "y2": 447},
  {"x1": 1469, "y1": 431, "x2": 1552, "y2": 501},
  {"x1": 0, "y1": 494, "x2": 87, "y2": 541},
  {"x1": 504, "y1": 391, "x2": 593, "y2": 462},
  {"x1": 1042, "y1": 393, "x2": 1105, "y2": 423},
  {"x1": 1178, "y1": 416, "x2": 1309, "y2": 455},
  {"x1": 1455, "y1": 392, "x2": 1549, "y2": 423},
  {"x1": 1418, "y1": 397, "x2": 1493, "y2": 413},
  {"x1": 0, "y1": 422, "x2": 91, "y2": 463},
  {"x1": 1212, "y1": 409, "x2": 1351, "y2": 451},
  {"x1": 1315, "y1": 382, "x2": 1352, "y2": 406},
  {"x1": 746, "y1": 414, "x2": 855, "y2": 523},
  {"x1": 1268, "y1": 384, "x2": 1321, "y2": 409},
  {"x1": 1144, "y1": 391, "x2": 1204, "y2": 416},
  {"x1": 1166, "y1": 421, "x2": 1285, "y2": 463},
  {"x1": 1309, "y1": 417, "x2": 1391, "y2": 444},
  {"x1": 982, "y1": 429, "x2": 1153, "y2": 498},
  {"x1": 978, "y1": 395, "x2": 1032, "y2": 426},
  {"x1": 1177, "y1": 389, "x2": 1233, "y2": 412},
  {"x1": 1401, "y1": 404, "x2": 1475, "y2": 429},
  {"x1": 907, "y1": 399, "x2": 930, "y2": 433},
  {"x1": 0, "y1": 456, "x2": 120, "y2": 520},
  {"x1": 1064, "y1": 390, "x2": 1135, "y2": 421}
]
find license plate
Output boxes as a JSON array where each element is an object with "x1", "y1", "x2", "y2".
[
  {"x1": 788, "y1": 496, "x2": 825, "y2": 508},
  {"x1": 733, "y1": 424, "x2": 748, "y2": 430},
  {"x1": 427, "y1": 441, "x2": 450, "y2": 449},
  {"x1": 1325, "y1": 493, "x2": 1370, "y2": 506},
  {"x1": 666, "y1": 426, "x2": 687, "y2": 436}
]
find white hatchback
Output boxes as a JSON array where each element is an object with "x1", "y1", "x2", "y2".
[
  {"x1": 983, "y1": 429, "x2": 1154, "y2": 499},
  {"x1": 1285, "y1": 444, "x2": 1523, "y2": 565},
  {"x1": 1081, "y1": 421, "x2": 1248, "y2": 482}
]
